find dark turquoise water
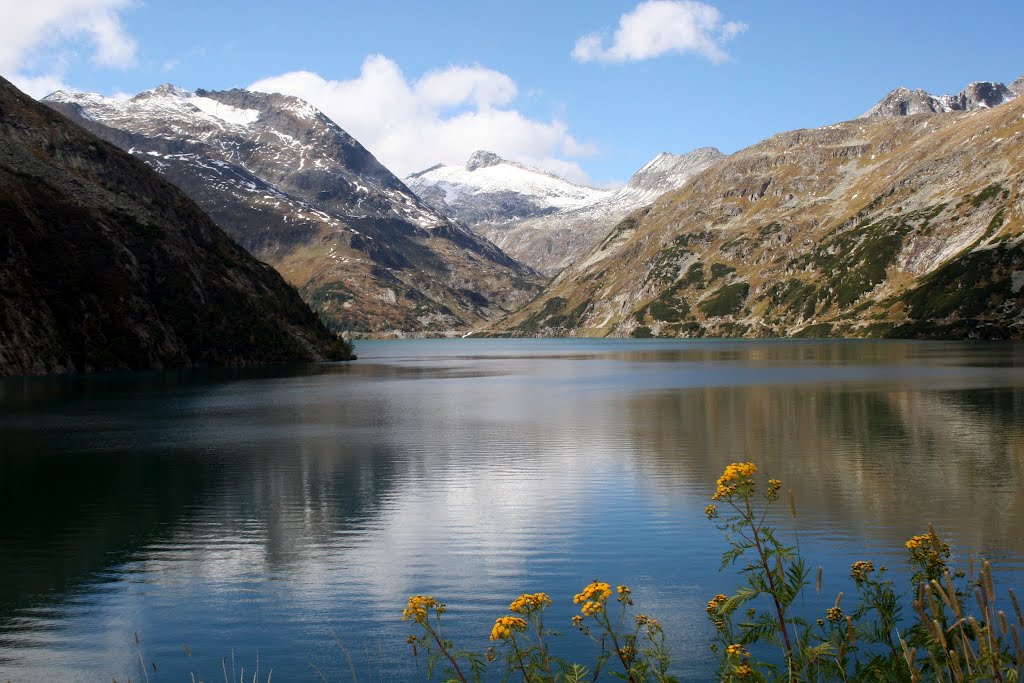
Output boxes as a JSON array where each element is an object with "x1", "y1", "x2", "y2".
[{"x1": 1, "y1": 339, "x2": 1022, "y2": 681}]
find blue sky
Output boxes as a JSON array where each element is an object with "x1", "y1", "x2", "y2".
[{"x1": 4, "y1": 1, "x2": 1022, "y2": 186}]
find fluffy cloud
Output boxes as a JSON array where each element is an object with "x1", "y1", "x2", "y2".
[
  {"x1": 249, "y1": 56, "x2": 596, "y2": 183},
  {"x1": 0, "y1": 0, "x2": 137, "y2": 97},
  {"x1": 572, "y1": 0, "x2": 747, "y2": 64}
]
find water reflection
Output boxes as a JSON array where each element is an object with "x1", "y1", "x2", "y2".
[{"x1": 1, "y1": 339, "x2": 1022, "y2": 681}]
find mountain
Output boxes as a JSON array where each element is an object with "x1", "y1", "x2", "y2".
[
  {"x1": 862, "y1": 76, "x2": 1020, "y2": 117},
  {"x1": 473, "y1": 148, "x2": 725, "y2": 275},
  {"x1": 43, "y1": 86, "x2": 541, "y2": 335},
  {"x1": 490, "y1": 94, "x2": 1024, "y2": 339},
  {"x1": 405, "y1": 150, "x2": 612, "y2": 227},
  {"x1": 0, "y1": 76, "x2": 352, "y2": 377}
]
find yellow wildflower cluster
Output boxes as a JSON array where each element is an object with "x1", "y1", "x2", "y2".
[
  {"x1": 734, "y1": 664, "x2": 754, "y2": 678},
  {"x1": 705, "y1": 504, "x2": 718, "y2": 519},
  {"x1": 574, "y1": 581, "x2": 611, "y2": 617},
  {"x1": 509, "y1": 592, "x2": 551, "y2": 614},
  {"x1": 726, "y1": 644, "x2": 749, "y2": 659},
  {"x1": 850, "y1": 560, "x2": 875, "y2": 583},
  {"x1": 826, "y1": 606, "x2": 844, "y2": 622},
  {"x1": 905, "y1": 530, "x2": 951, "y2": 580},
  {"x1": 616, "y1": 585, "x2": 632, "y2": 604},
  {"x1": 767, "y1": 478, "x2": 782, "y2": 501},
  {"x1": 905, "y1": 534, "x2": 929, "y2": 551},
  {"x1": 489, "y1": 615, "x2": 527, "y2": 641},
  {"x1": 402, "y1": 595, "x2": 443, "y2": 624},
  {"x1": 706, "y1": 593, "x2": 729, "y2": 615},
  {"x1": 635, "y1": 614, "x2": 662, "y2": 630},
  {"x1": 713, "y1": 462, "x2": 757, "y2": 500}
]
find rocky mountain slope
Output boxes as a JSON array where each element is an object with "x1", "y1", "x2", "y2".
[
  {"x1": 405, "y1": 150, "x2": 611, "y2": 227},
  {"x1": 492, "y1": 95, "x2": 1024, "y2": 339},
  {"x1": 862, "y1": 76, "x2": 1020, "y2": 118},
  {"x1": 43, "y1": 86, "x2": 541, "y2": 335},
  {"x1": 0, "y1": 76, "x2": 352, "y2": 376},
  {"x1": 475, "y1": 148, "x2": 725, "y2": 275}
]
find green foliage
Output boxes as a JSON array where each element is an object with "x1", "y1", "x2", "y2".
[
  {"x1": 699, "y1": 283, "x2": 750, "y2": 317},
  {"x1": 516, "y1": 297, "x2": 593, "y2": 332},
  {"x1": 706, "y1": 463, "x2": 1024, "y2": 682},
  {"x1": 966, "y1": 183, "x2": 1006, "y2": 208},
  {"x1": 800, "y1": 204, "x2": 946, "y2": 309},
  {"x1": 899, "y1": 242, "x2": 1017, "y2": 321},
  {"x1": 792, "y1": 323, "x2": 833, "y2": 338},
  {"x1": 710, "y1": 263, "x2": 737, "y2": 281}
]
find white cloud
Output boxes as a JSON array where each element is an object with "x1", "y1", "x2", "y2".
[
  {"x1": 572, "y1": 0, "x2": 747, "y2": 64},
  {"x1": 1, "y1": 0, "x2": 137, "y2": 98},
  {"x1": 249, "y1": 55, "x2": 597, "y2": 184}
]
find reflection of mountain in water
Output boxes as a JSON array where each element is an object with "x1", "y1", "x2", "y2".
[
  {"x1": 0, "y1": 364, "x2": 408, "y2": 627},
  {"x1": 2, "y1": 340, "x2": 1024, "y2": 680},
  {"x1": 625, "y1": 380, "x2": 1024, "y2": 555}
]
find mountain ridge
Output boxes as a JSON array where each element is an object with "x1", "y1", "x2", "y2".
[
  {"x1": 473, "y1": 147, "x2": 726, "y2": 275},
  {"x1": 489, "y1": 95, "x2": 1024, "y2": 339},
  {"x1": 0, "y1": 76, "x2": 352, "y2": 376},
  {"x1": 862, "y1": 76, "x2": 1021, "y2": 118},
  {"x1": 43, "y1": 85, "x2": 542, "y2": 335},
  {"x1": 404, "y1": 150, "x2": 612, "y2": 228}
]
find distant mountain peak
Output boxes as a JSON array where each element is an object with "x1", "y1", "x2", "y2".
[
  {"x1": 405, "y1": 152, "x2": 611, "y2": 228},
  {"x1": 862, "y1": 77, "x2": 1019, "y2": 118},
  {"x1": 465, "y1": 150, "x2": 505, "y2": 171},
  {"x1": 132, "y1": 83, "x2": 193, "y2": 101}
]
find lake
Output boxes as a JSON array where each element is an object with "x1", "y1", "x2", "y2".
[{"x1": 1, "y1": 338, "x2": 1022, "y2": 681}]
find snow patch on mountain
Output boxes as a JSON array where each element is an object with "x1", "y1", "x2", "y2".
[
  {"x1": 406, "y1": 150, "x2": 612, "y2": 225},
  {"x1": 473, "y1": 147, "x2": 725, "y2": 275}
]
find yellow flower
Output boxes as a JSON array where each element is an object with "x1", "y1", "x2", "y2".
[
  {"x1": 712, "y1": 462, "x2": 757, "y2": 500},
  {"x1": 489, "y1": 615, "x2": 527, "y2": 641},
  {"x1": 734, "y1": 664, "x2": 754, "y2": 678},
  {"x1": 706, "y1": 593, "x2": 729, "y2": 614},
  {"x1": 826, "y1": 606, "x2": 843, "y2": 622},
  {"x1": 402, "y1": 595, "x2": 442, "y2": 624},
  {"x1": 726, "y1": 643, "x2": 749, "y2": 658},
  {"x1": 509, "y1": 592, "x2": 551, "y2": 614},
  {"x1": 705, "y1": 504, "x2": 718, "y2": 519},
  {"x1": 571, "y1": 615, "x2": 583, "y2": 628},
  {"x1": 850, "y1": 560, "x2": 874, "y2": 583},
  {"x1": 573, "y1": 581, "x2": 612, "y2": 609}
]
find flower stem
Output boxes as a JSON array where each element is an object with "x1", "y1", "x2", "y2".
[{"x1": 745, "y1": 494, "x2": 795, "y2": 678}]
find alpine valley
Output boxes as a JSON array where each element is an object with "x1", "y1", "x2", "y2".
[
  {"x1": 43, "y1": 85, "x2": 543, "y2": 335},
  {"x1": 407, "y1": 147, "x2": 725, "y2": 275},
  {"x1": 34, "y1": 74, "x2": 1024, "y2": 342}
]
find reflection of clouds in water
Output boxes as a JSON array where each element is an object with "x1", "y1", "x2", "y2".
[{"x1": 4, "y1": 340, "x2": 1024, "y2": 680}]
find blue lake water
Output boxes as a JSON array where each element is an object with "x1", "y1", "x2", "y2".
[{"x1": 1, "y1": 338, "x2": 1023, "y2": 681}]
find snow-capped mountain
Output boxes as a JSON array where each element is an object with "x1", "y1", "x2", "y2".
[
  {"x1": 43, "y1": 85, "x2": 541, "y2": 334},
  {"x1": 861, "y1": 77, "x2": 1021, "y2": 118},
  {"x1": 473, "y1": 148, "x2": 725, "y2": 275},
  {"x1": 405, "y1": 150, "x2": 612, "y2": 226}
]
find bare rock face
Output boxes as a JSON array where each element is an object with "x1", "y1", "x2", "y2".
[
  {"x1": 0, "y1": 76, "x2": 352, "y2": 377},
  {"x1": 862, "y1": 77, "x2": 1019, "y2": 118},
  {"x1": 43, "y1": 86, "x2": 541, "y2": 335},
  {"x1": 493, "y1": 96, "x2": 1024, "y2": 340}
]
